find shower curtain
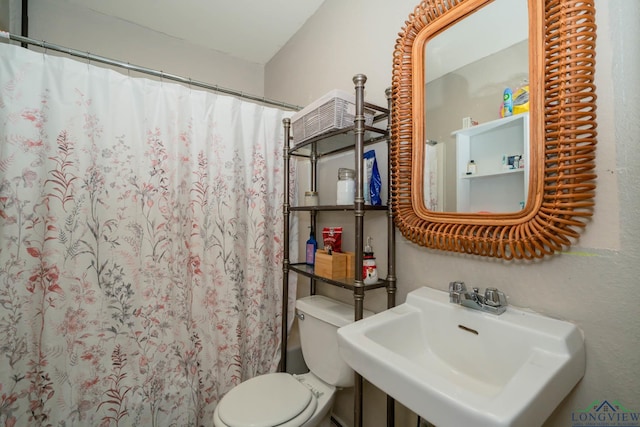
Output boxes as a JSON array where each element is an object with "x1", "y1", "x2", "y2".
[
  {"x1": 424, "y1": 143, "x2": 444, "y2": 211},
  {"x1": 0, "y1": 42, "x2": 296, "y2": 426}
]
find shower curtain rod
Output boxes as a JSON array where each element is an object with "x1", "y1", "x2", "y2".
[{"x1": 1, "y1": 32, "x2": 303, "y2": 111}]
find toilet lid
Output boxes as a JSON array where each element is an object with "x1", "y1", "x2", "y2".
[{"x1": 218, "y1": 373, "x2": 313, "y2": 427}]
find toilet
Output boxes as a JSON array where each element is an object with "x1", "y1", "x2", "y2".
[{"x1": 213, "y1": 295, "x2": 372, "y2": 427}]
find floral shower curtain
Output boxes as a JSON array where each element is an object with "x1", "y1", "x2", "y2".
[
  {"x1": 423, "y1": 143, "x2": 443, "y2": 212},
  {"x1": 0, "y1": 42, "x2": 296, "y2": 426}
]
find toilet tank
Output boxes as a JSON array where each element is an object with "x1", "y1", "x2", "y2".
[{"x1": 295, "y1": 295, "x2": 374, "y2": 388}]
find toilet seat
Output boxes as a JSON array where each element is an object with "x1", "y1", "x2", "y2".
[{"x1": 216, "y1": 373, "x2": 318, "y2": 427}]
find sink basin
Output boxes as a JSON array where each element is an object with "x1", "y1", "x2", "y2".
[{"x1": 337, "y1": 287, "x2": 585, "y2": 427}]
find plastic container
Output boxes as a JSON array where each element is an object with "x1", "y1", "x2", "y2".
[
  {"x1": 336, "y1": 168, "x2": 355, "y2": 205},
  {"x1": 304, "y1": 191, "x2": 319, "y2": 206},
  {"x1": 513, "y1": 80, "x2": 530, "y2": 115}
]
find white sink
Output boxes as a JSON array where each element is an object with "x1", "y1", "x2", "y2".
[{"x1": 337, "y1": 287, "x2": 585, "y2": 427}]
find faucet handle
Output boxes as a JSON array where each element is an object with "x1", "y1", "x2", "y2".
[
  {"x1": 449, "y1": 281, "x2": 466, "y2": 304},
  {"x1": 484, "y1": 288, "x2": 508, "y2": 307},
  {"x1": 449, "y1": 281, "x2": 467, "y2": 293}
]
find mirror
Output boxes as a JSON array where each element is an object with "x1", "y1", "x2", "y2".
[
  {"x1": 390, "y1": 0, "x2": 598, "y2": 260},
  {"x1": 423, "y1": 0, "x2": 529, "y2": 213}
]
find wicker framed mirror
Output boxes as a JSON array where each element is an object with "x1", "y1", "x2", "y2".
[{"x1": 390, "y1": 0, "x2": 598, "y2": 260}]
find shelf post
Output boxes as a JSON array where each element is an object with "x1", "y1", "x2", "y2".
[
  {"x1": 385, "y1": 86, "x2": 397, "y2": 427},
  {"x1": 310, "y1": 143, "x2": 318, "y2": 295},
  {"x1": 353, "y1": 73, "x2": 367, "y2": 427},
  {"x1": 280, "y1": 118, "x2": 291, "y2": 373}
]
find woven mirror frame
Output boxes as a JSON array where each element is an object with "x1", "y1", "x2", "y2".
[{"x1": 390, "y1": 0, "x2": 598, "y2": 260}]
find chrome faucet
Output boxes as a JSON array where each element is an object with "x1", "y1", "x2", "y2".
[{"x1": 449, "y1": 281, "x2": 508, "y2": 315}]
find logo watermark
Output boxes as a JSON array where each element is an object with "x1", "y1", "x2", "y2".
[{"x1": 572, "y1": 400, "x2": 640, "y2": 427}]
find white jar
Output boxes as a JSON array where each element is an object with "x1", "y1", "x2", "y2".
[
  {"x1": 304, "y1": 191, "x2": 319, "y2": 206},
  {"x1": 336, "y1": 168, "x2": 355, "y2": 205}
]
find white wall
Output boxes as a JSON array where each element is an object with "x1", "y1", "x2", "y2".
[
  {"x1": 0, "y1": 1, "x2": 7, "y2": 33},
  {"x1": 266, "y1": 1, "x2": 640, "y2": 426},
  {"x1": 0, "y1": 0, "x2": 21, "y2": 34},
  {"x1": 24, "y1": 0, "x2": 264, "y2": 96}
]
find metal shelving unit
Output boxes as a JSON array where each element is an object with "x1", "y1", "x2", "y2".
[{"x1": 280, "y1": 75, "x2": 396, "y2": 427}]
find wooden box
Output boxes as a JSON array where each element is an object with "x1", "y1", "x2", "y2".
[
  {"x1": 344, "y1": 251, "x2": 355, "y2": 278},
  {"x1": 315, "y1": 250, "x2": 348, "y2": 279}
]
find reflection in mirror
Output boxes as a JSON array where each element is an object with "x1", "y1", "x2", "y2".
[{"x1": 424, "y1": 0, "x2": 529, "y2": 213}]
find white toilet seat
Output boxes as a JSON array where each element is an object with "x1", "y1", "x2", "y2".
[{"x1": 214, "y1": 373, "x2": 318, "y2": 427}]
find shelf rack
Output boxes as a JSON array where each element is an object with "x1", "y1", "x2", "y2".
[{"x1": 280, "y1": 75, "x2": 396, "y2": 427}]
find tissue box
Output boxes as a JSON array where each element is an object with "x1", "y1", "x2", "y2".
[{"x1": 314, "y1": 250, "x2": 348, "y2": 279}]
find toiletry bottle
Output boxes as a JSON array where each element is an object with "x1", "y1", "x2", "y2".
[
  {"x1": 502, "y1": 87, "x2": 513, "y2": 117},
  {"x1": 466, "y1": 160, "x2": 477, "y2": 175},
  {"x1": 305, "y1": 228, "x2": 317, "y2": 265},
  {"x1": 362, "y1": 237, "x2": 378, "y2": 285}
]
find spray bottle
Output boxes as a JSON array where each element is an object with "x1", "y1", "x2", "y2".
[{"x1": 502, "y1": 87, "x2": 513, "y2": 118}]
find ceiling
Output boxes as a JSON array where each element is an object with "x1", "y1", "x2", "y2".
[{"x1": 59, "y1": 0, "x2": 327, "y2": 65}]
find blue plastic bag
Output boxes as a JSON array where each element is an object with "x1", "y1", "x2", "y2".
[{"x1": 364, "y1": 150, "x2": 382, "y2": 206}]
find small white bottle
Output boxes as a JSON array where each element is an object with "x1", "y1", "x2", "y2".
[{"x1": 466, "y1": 160, "x2": 477, "y2": 175}]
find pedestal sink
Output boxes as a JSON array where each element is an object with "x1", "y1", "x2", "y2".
[{"x1": 337, "y1": 287, "x2": 585, "y2": 427}]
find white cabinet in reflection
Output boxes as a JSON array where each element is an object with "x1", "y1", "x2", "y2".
[{"x1": 453, "y1": 113, "x2": 529, "y2": 213}]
